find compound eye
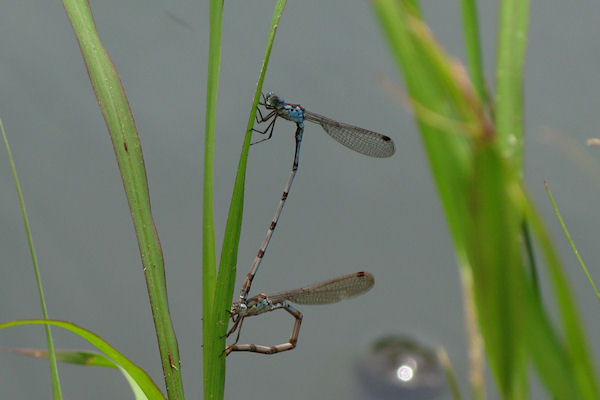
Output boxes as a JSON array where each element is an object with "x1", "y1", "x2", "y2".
[
  {"x1": 265, "y1": 92, "x2": 283, "y2": 107},
  {"x1": 238, "y1": 303, "x2": 247, "y2": 313}
]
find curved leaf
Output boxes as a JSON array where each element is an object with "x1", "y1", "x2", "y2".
[{"x1": 0, "y1": 320, "x2": 165, "y2": 400}]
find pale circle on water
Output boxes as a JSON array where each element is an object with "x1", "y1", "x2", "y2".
[{"x1": 356, "y1": 334, "x2": 447, "y2": 399}]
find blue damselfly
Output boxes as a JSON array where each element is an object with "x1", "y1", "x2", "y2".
[{"x1": 239, "y1": 93, "x2": 394, "y2": 302}]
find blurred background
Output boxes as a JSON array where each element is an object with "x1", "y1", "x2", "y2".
[{"x1": 1, "y1": 0, "x2": 599, "y2": 398}]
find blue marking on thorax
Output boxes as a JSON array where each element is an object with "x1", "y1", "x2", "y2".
[
  {"x1": 280, "y1": 104, "x2": 305, "y2": 124},
  {"x1": 249, "y1": 296, "x2": 272, "y2": 314}
]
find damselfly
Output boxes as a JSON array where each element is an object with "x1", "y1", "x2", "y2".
[
  {"x1": 226, "y1": 271, "x2": 375, "y2": 356},
  {"x1": 254, "y1": 92, "x2": 396, "y2": 158},
  {"x1": 238, "y1": 93, "x2": 394, "y2": 302}
]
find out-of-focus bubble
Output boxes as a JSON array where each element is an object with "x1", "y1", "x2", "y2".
[{"x1": 357, "y1": 334, "x2": 447, "y2": 399}]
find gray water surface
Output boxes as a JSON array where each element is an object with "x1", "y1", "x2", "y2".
[{"x1": 1, "y1": 1, "x2": 599, "y2": 399}]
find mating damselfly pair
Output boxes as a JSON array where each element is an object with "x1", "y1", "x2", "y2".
[{"x1": 225, "y1": 93, "x2": 394, "y2": 356}]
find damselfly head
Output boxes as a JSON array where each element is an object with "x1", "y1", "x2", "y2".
[{"x1": 264, "y1": 92, "x2": 283, "y2": 109}]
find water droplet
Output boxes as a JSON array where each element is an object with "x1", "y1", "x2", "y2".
[{"x1": 357, "y1": 334, "x2": 446, "y2": 399}]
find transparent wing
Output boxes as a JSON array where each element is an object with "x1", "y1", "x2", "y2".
[
  {"x1": 269, "y1": 271, "x2": 375, "y2": 305},
  {"x1": 304, "y1": 111, "x2": 395, "y2": 158}
]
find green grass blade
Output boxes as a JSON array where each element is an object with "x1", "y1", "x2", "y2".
[
  {"x1": 202, "y1": 0, "x2": 223, "y2": 395},
  {"x1": 495, "y1": 0, "x2": 530, "y2": 171},
  {"x1": 544, "y1": 182, "x2": 600, "y2": 301},
  {"x1": 372, "y1": 2, "x2": 487, "y2": 395},
  {"x1": 370, "y1": 1, "x2": 596, "y2": 397},
  {"x1": 373, "y1": 0, "x2": 476, "y2": 253},
  {"x1": 437, "y1": 347, "x2": 463, "y2": 400},
  {"x1": 6, "y1": 348, "x2": 118, "y2": 368},
  {"x1": 524, "y1": 289, "x2": 582, "y2": 399},
  {"x1": 62, "y1": 1, "x2": 183, "y2": 398},
  {"x1": 7, "y1": 349, "x2": 149, "y2": 399},
  {"x1": 203, "y1": 1, "x2": 287, "y2": 399},
  {"x1": 203, "y1": 0, "x2": 222, "y2": 315},
  {"x1": 0, "y1": 320, "x2": 165, "y2": 400},
  {"x1": 120, "y1": 366, "x2": 152, "y2": 400},
  {"x1": 467, "y1": 145, "x2": 528, "y2": 397},
  {"x1": 521, "y1": 189, "x2": 600, "y2": 398},
  {"x1": 0, "y1": 120, "x2": 62, "y2": 399},
  {"x1": 373, "y1": 1, "x2": 599, "y2": 398},
  {"x1": 460, "y1": 0, "x2": 488, "y2": 105}
]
